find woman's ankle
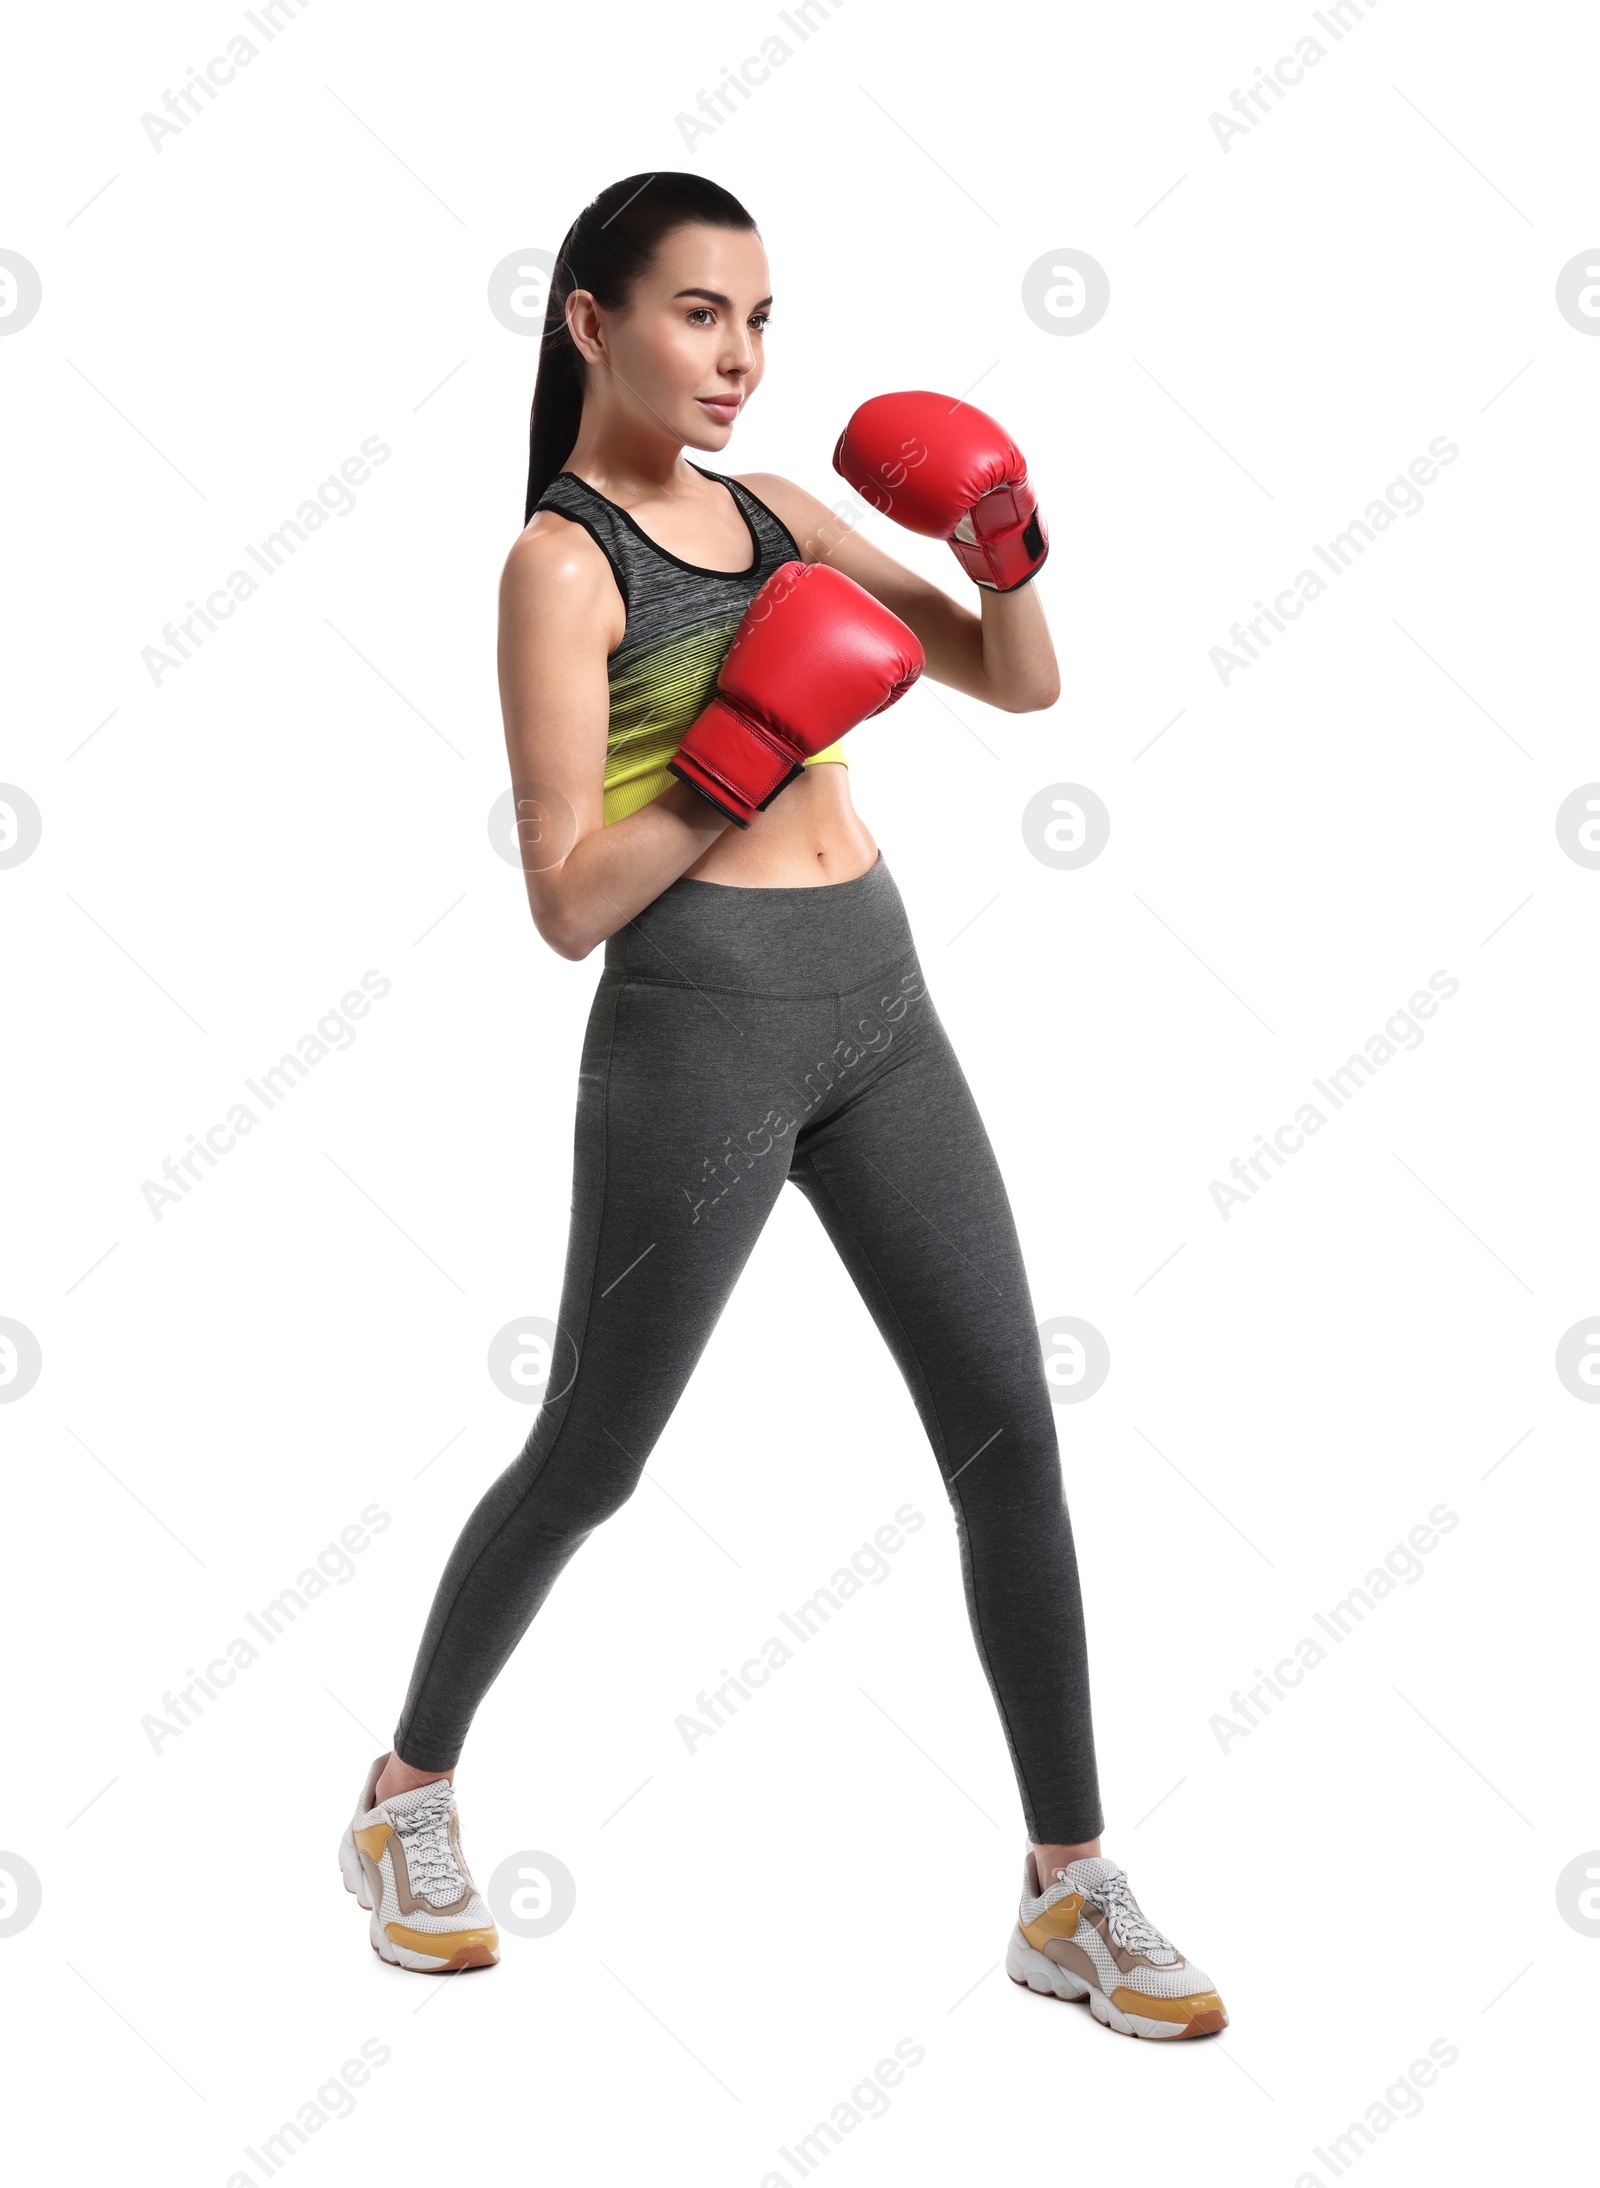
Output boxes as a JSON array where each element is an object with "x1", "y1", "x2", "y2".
[
  {"x1": 1031, "y1": 1838, "x2": 1102, "y2": 1886},
  {"x1": 375, "y1": 1751, "x2": 455, "y2": 1806}
]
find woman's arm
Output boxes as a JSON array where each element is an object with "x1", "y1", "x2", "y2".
[
  {"x1": 498, "y1": 515, "x2": 731, "y2": 961},
  {"x1": 734, "y1": 472, "x2": 1060, "y2": 713}
]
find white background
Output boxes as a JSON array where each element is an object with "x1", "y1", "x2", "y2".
[{"x1": 2, "y1": 1, "x2": 1596, "y2": 2181}]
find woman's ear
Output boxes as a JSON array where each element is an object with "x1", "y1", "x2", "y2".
[{"x1": 566, "y1": 289, "x2": 606, "y2": 366}]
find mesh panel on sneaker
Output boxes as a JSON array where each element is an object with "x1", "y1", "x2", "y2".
[
  {"x1": 1071, "y1": 1923, "x2": 1121, "y2": 1986},
  {"x1": 376, "y1": 1875, "x2": 488, "y2": 1935},
  {"x1": 380, "y1": 1780, "x2": 453, "y2": 1819},
  {"x1": 1117, "y1": 1960, "x2": 1215, "y2": 1999},
  {"x1": 1058, "y1": 1857, "x2": 1122, "y2": 1890}
]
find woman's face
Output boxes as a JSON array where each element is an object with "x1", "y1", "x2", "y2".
[{"x1": 573, "y1": 222, "x2": 771, "y2": 450}]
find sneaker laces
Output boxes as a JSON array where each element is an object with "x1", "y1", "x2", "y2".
[
  {"x1": 1058, "y1": 1864, "x2": 1176, "y2": 1960},
  {"x1": 392, "y1": 1784, "x2": 469, "y2": 1906}
]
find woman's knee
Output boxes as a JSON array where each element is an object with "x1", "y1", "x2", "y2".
[{"x1": 509, "y1": 1414, "x2": 648, "y2": 1535}]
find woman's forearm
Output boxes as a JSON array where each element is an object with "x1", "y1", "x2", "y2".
[
  {"x1": 969, "y1": 582, "x2": 1060, "y2": 711},
  {"x1": 523, "y1": 780, "x2": 730, "y2": 960}
]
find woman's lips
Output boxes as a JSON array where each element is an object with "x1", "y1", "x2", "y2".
[{"x1": 697, "y1": 396, "x2": 741, "y2": 423}]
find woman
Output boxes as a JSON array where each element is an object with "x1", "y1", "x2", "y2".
[{"x1": 338, "y1": 172, "x2": 1226, "y2": 2041}]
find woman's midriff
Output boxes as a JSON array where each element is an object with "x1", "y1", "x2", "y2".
[{"x1": 682, "y1": 760, "x2": 878, "y2": 888}]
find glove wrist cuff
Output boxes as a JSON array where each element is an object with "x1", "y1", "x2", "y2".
[
  {"x1": 668, "y1": 700, "x2": 804, "y2": 828},
  {"x1": 951, "y1": 487, "x2": 1049, "y2": 592}
]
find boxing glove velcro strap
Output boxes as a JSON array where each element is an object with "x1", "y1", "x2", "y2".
[
  {"x1": 670, "y1": 753, "x2": 756, "y2": 827},
  {"x1": 951, "y1": 483, "x2": 1049, "y2": 592},
  {"x1": 667, "y1": 698, "x2": 803, "y2": 829}
]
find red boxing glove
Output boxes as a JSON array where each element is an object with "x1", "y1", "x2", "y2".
[
  {"x1": 833, "y1": 390, "x2": 1048, "y2": 593},
  {"x1": 668, "y1": 561, "x2": 924, "y2": 828}
]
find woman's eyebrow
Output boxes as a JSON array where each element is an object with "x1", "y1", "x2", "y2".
[{"x1": 671, "y1": 288, "x2": 774, "y2": 310}]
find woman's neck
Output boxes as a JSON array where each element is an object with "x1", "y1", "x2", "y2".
[{"x1": 563, "y1": 387, "x2": 698, "y2": 505}]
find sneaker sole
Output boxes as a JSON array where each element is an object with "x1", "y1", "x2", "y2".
[
  {"x1": 339, "y1": 1835, "x2": 500, "y2": 1973},
  {"x1": 1005, "y1": 1928, "x2": 1225, "y2": 2039}
]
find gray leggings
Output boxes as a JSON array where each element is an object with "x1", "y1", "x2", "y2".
[{"x1": 394, "y1": 855, "x2": 1102, "y2": 1843}]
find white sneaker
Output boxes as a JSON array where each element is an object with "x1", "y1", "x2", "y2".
[
  {"x1": 338, "y1": 1753, "x2": 500, "y2": 1973},
  {"x1": 1006, "y1": 1854, "x2": 1226, "y2": 2038}
]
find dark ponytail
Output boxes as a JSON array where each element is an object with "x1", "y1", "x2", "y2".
[{"x1": 524, "y1": 172, "x2": 758, "y2": 524}]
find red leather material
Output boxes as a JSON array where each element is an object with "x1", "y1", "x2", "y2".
[
  {"x1": 832, "y1": 390, "x2": 1049, "y2": 592},
  {"x1": 668, "y1": 560, "x2": 924, "y2": 827},
  {"x1": 667, "y1": 698, "x2": 799, "y2": 827}
]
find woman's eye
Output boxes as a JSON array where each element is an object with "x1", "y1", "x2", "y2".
[
  {"x1": 750, "y1": 313, "x2": 770, "y2": 332},
  {"x1": 687, "y1": 307, "x2": 715, "y2": 326}
]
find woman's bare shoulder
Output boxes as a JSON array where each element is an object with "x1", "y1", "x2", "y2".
[
  {"x1": 503, "y1": 505, "x2": 610, "y2": 586},
  {"x1": 500, "y1": 507, "x2": 622, "y2": 647}
]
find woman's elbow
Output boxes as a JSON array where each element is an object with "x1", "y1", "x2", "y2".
[
  {"x1": 535, "y1": 912, "x2": 599, "y2": 962},
  {"x1": 526, "y1": 889, "x2": 596, "y2": 961},
  {"x1": 996, "y1": 675, "x2": 1060, "y2": 714},
  {"x1": 525, "y1": 869, "x2": 599, "y2": 960}
]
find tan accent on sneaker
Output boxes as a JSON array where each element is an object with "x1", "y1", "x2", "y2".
[
  {"x1": 1080, "y1": 1900, "x2": 1186, "y2": 1975},
  {"x1": 1020, "y1": 1890, "x2": 1085, "y2": 1951},
  {"x1": 354, "y1": 1821, "x2": 393, "y2": 1861},
  {"x1": 1042, "y1": 1937, "x2": 1102, "y2": 1989},
  {"x1": 384, "y1": 1920, "x2": 499, "y2": 1968},
  {"x1": 1110, "y1": 1985, "x2": 1226, "y2": 2029}
]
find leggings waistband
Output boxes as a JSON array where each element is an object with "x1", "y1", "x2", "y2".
[{"x1": 601, "y1": 852, "x2": 916, "y2": 998}]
